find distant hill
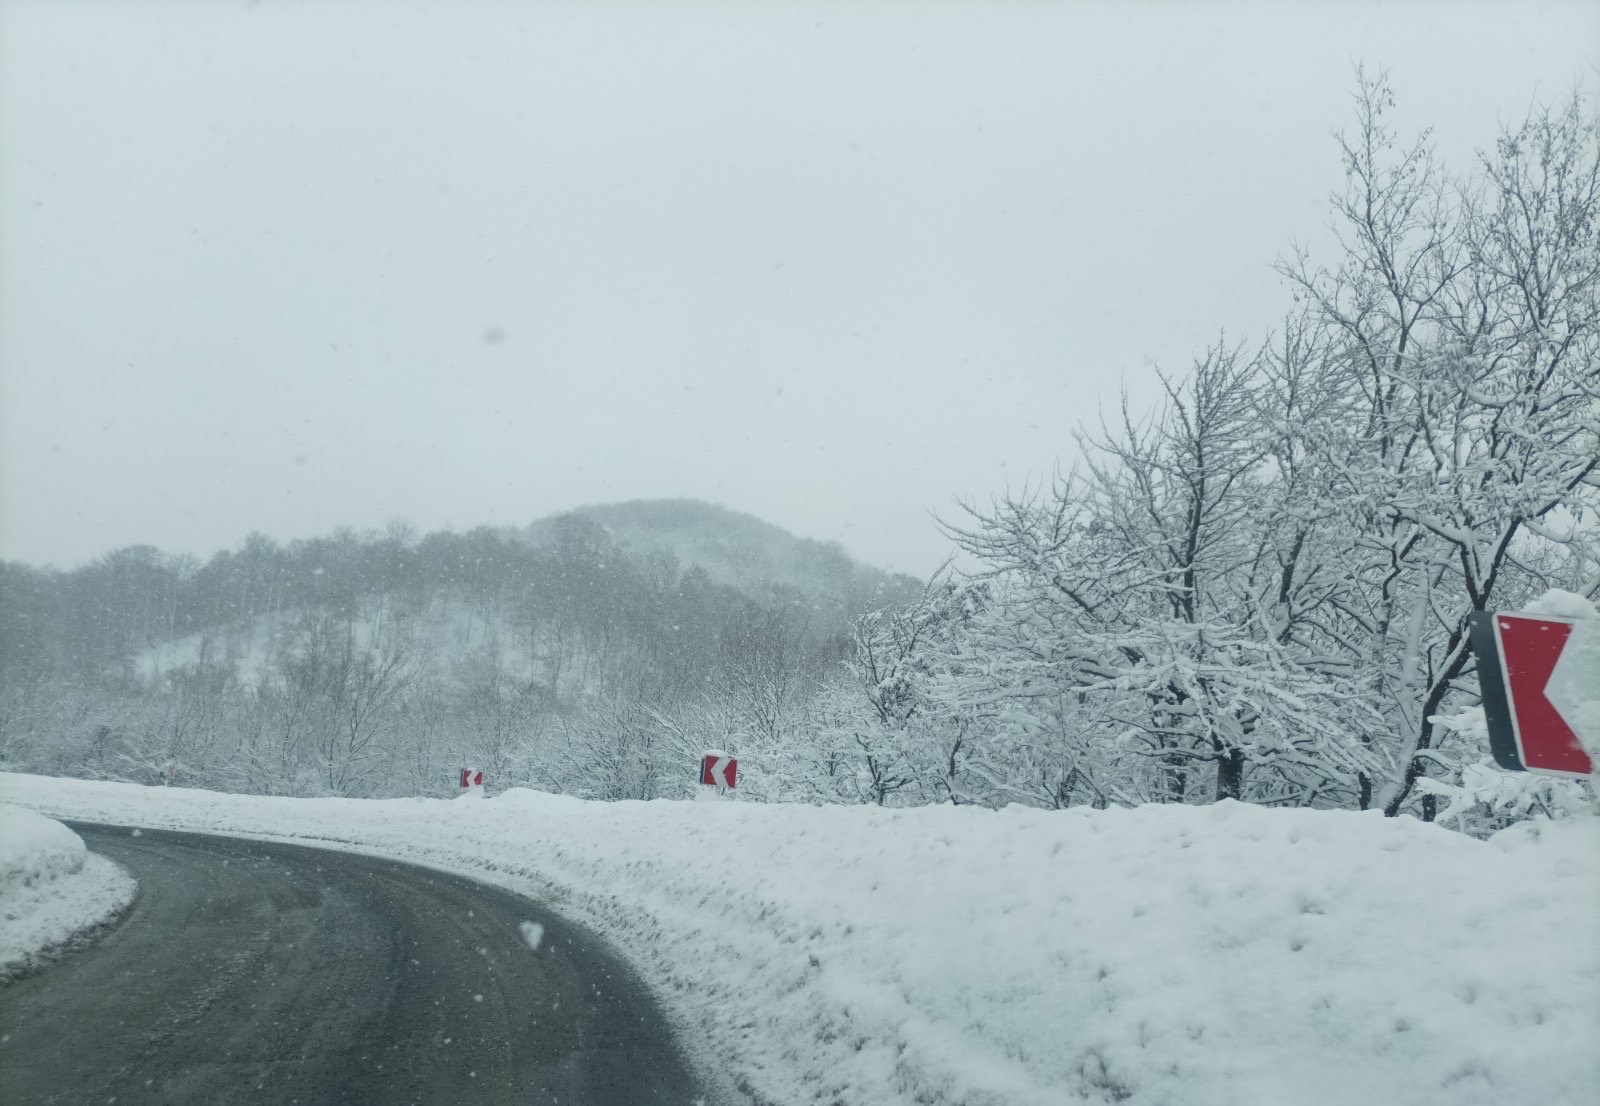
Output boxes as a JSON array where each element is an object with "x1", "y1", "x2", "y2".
[
  {"x1": 0, "y1": 499, "x2": 928, "y2": 798},
  {"x1": 522, "y1": 499, "x2": 922, "y2": 628},
  {"x1": 0, "y1": 499, "x2": 925, "y2": 710}
]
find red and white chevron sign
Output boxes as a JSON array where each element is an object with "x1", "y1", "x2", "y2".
[
  {"x1": 460, "y1": 768, "x2": 484, "y2": 789},
  {"x1": 1470, "y1": 611, "x2": 1596, "y2": 778},
  {"x1": 700, "y1": 753, "x2": 737, "y2": 790}
]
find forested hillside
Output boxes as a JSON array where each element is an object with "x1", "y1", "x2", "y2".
[{"x1": 0, "y1": 503, "x2": 916, "y2": 799}]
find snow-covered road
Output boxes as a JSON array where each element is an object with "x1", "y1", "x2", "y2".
[
  {"x1": 0, "y1": 823, "x2": 710, "y2": 1106},
  {"x1": 1, "y1": 772, "x2": 1595, "y2": 1106}
]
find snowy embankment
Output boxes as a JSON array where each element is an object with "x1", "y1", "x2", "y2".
[
  {"x1": 0, "y1": 803, "x2": 137, "y2": 980},
  {"x1": 1, "y1": 774, "x2": 1594, "y2": 1106}
]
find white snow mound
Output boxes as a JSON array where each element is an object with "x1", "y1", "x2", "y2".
[
  {"x1": 1, "y1": 775, "x2": 1595, "y2": 1106},
  {"x1": 0, "y1": 803, "x2": 136, "y2": 978}
]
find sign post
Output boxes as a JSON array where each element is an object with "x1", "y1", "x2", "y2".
[
  {"x1": 460, "y1": 768, "x2": 485, "y2": 790},
  {"x1": 1469, "y1": 611, "x2": 1595, "y2": 777}
]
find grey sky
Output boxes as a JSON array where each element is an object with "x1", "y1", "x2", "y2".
[{"x1": 2, "y1": 1, "x2": 1595, "y2": 577}]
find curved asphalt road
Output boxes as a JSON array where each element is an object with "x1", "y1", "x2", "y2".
[{"x1": 0, "y1": 825, "x2": 711, "y2": 1105}]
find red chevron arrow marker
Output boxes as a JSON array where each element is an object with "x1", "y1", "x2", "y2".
[
  {"x1": 700, "y1": 752, "x2": 737, "y2": 792},
  {"x1": 1470, "y1": 612, "x2": 1595, "y2": 778}
]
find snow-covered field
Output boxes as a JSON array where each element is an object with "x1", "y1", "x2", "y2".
[
  {"x1": 1, "y1": 773, "x2": 1594, "y2": 1106},
  {"x1": 0, "y1": 802, "x2": 137, "y2": 980}
]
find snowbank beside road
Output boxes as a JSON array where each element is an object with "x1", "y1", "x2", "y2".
[
  {"x1": 0, "y1": 803, "x2": 136, "y2": 980},
  {"x1": 1, "y1": 775, "x2": 1594, "y2": 1106}
]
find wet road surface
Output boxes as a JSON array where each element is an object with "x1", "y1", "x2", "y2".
[{"x1": 0, "y1": 824, "x2": 709, "y2": 1105}]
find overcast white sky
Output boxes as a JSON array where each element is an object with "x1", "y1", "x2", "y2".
[{"x1": 1, "y1": 1, "x2": 1595, "y2": 577}]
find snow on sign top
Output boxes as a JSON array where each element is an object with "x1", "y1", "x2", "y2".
[{"x1": 1470, "y1": 611, "x2": 1596, "y2": 778}]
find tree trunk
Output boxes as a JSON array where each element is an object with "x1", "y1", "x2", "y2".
[{"x1": 1162, "y1": 750, "x2": 1188, "y2": 803}]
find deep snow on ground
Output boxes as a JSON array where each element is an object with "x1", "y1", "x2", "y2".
[
  {"x1": 1, "y1": 774, "x2": 1594, "y2": 1106},
  {"x1": 0, "y1": 803, "x2": 136, "y2": 980}
]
